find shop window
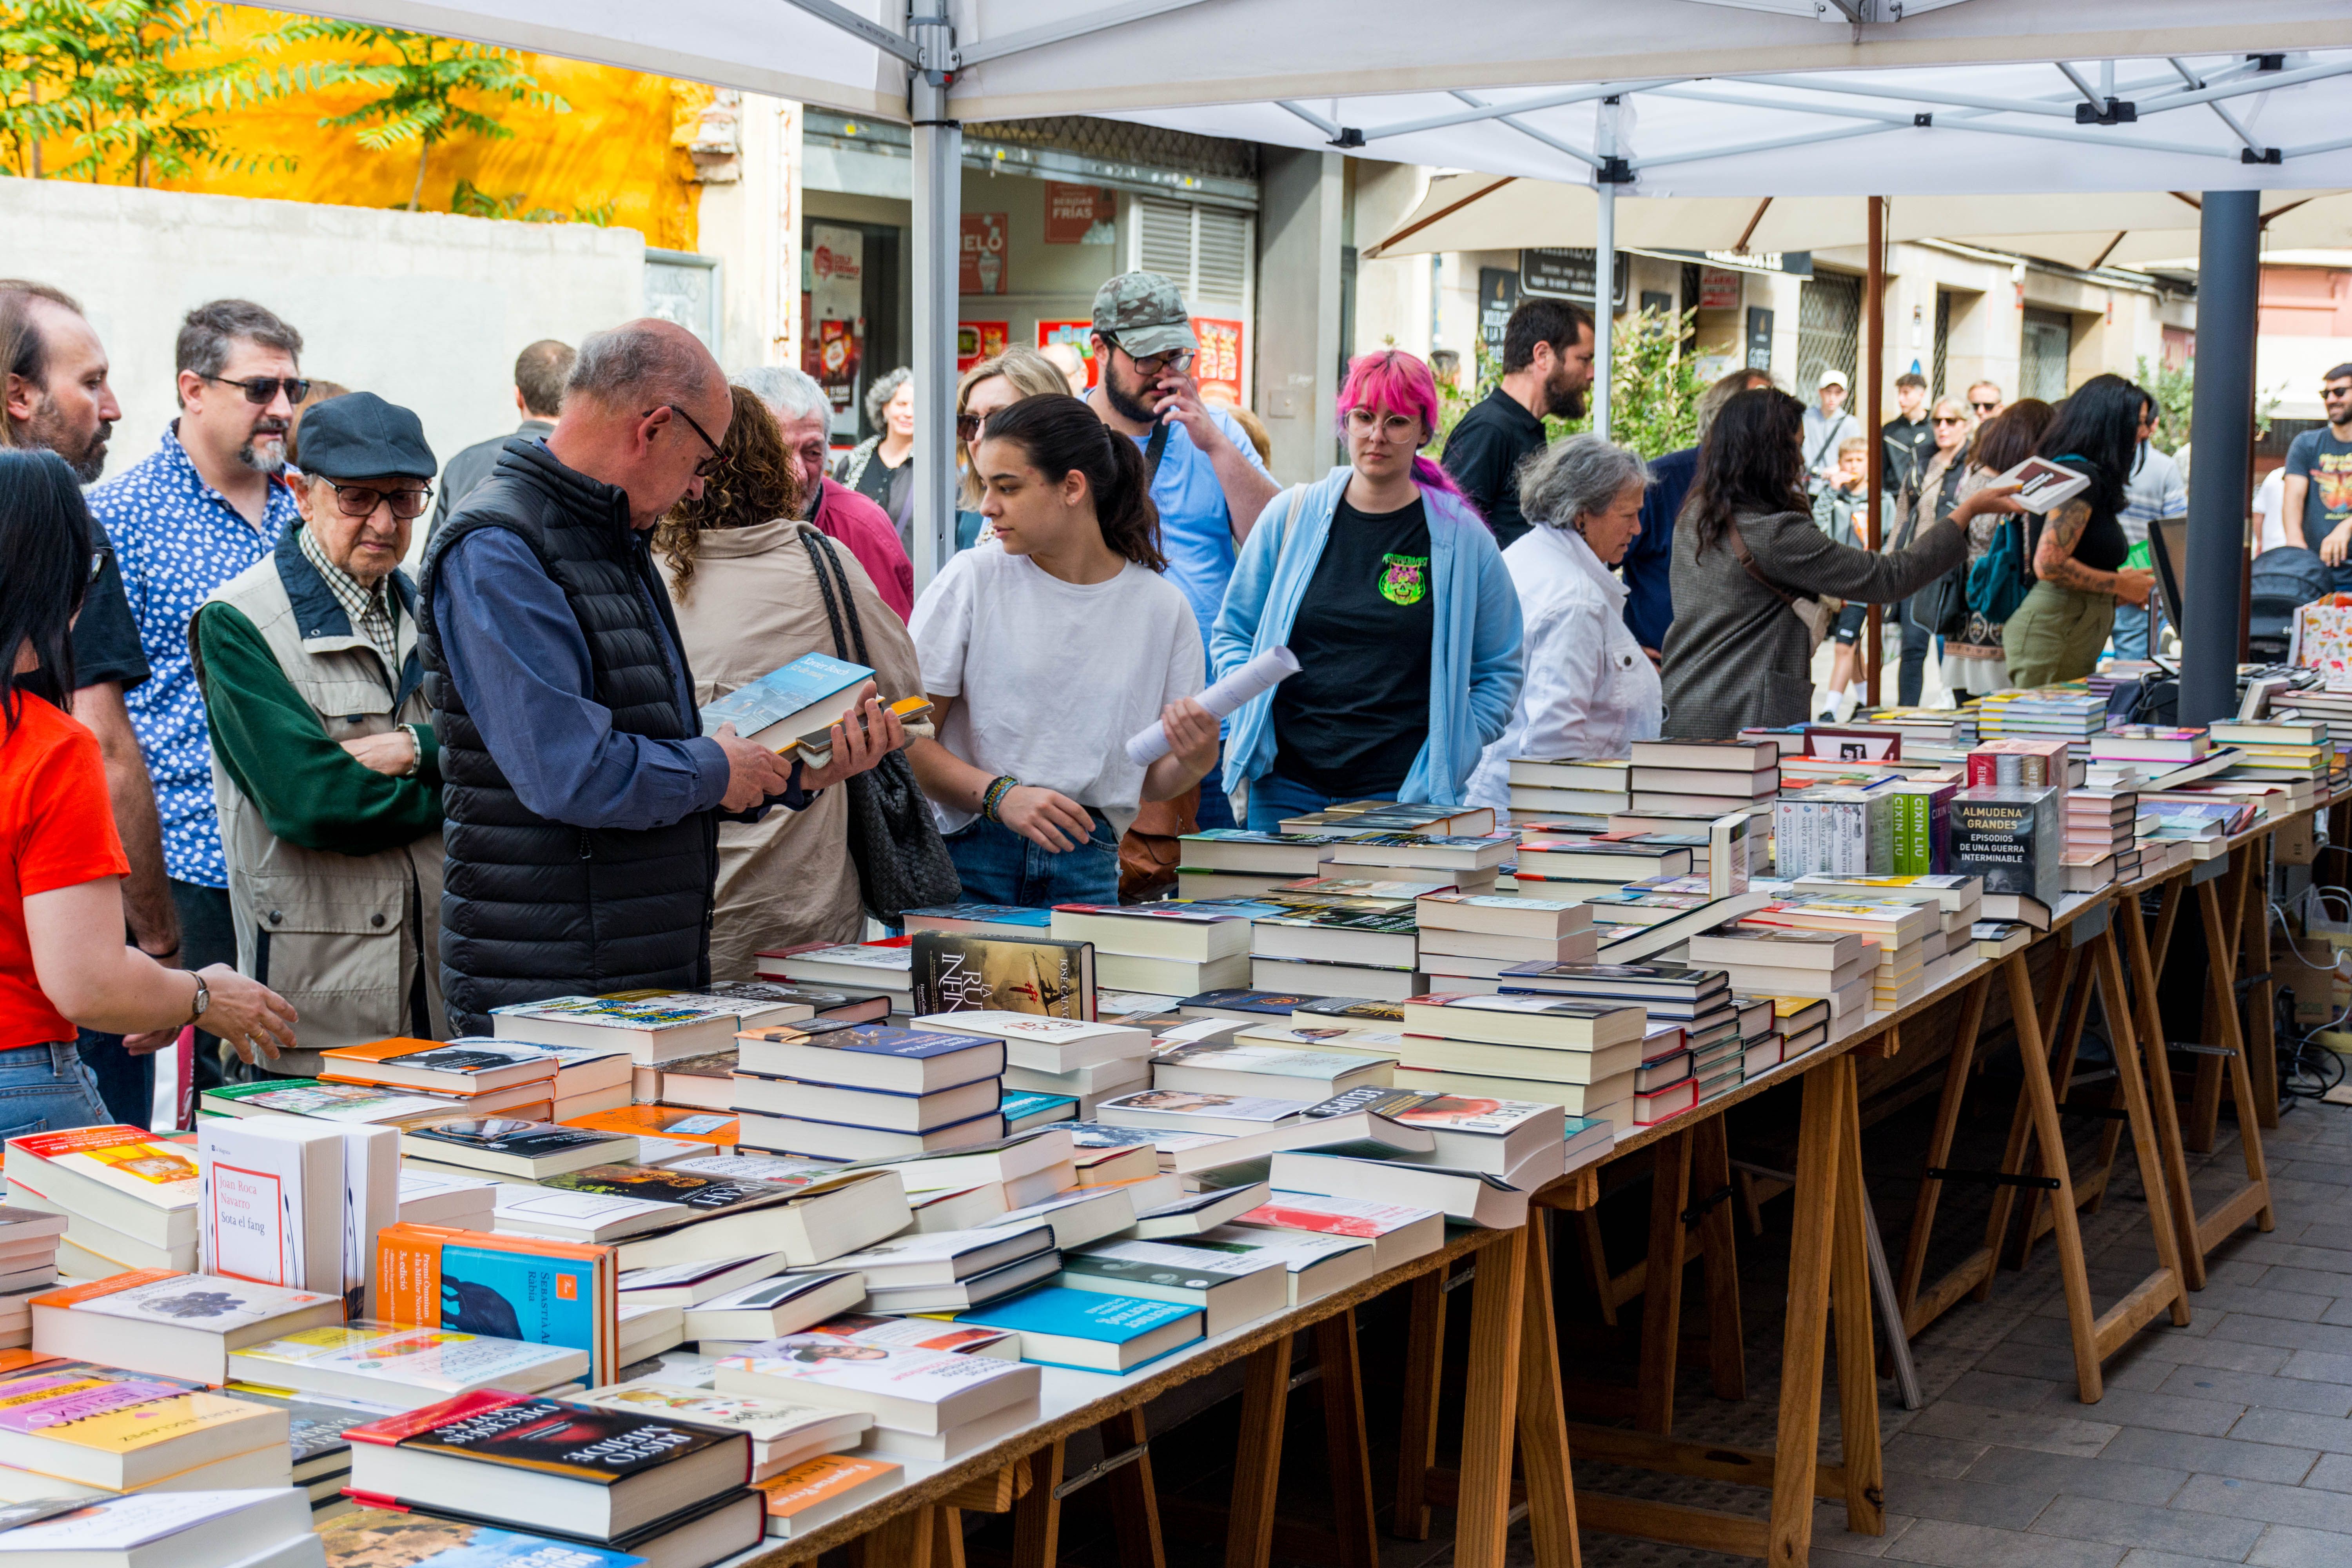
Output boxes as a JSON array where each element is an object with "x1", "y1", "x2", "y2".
[
  {"x1": 1797, "y1": 272, "x2": 1860, "y2": 397},
  {"x1": 2021, "y1": 307, "x2": 2073, "y2": 403}
]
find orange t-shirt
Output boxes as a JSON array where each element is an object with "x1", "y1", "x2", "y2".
[{"x1": 1, "y1": 696, "x2": 131, "y2": 1048}]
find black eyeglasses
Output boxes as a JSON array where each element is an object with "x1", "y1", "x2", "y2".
[
  {"x1": 650, "y1": 405, "x2": 723, "y2": 476},
  {"x1": 1932, "y1": 415, "x2": 1969, "y2": 425},
  {"x1": 1103, "y1": 335, "x2": 1194, "y2": 377},
  {"x1": 89, "y1": 544, "x2": 113, "y2": 585},
  {"x1": 1969, "y1": 399, "x2": 2000, "y2": 412},
  {"x1": 201, "y1": 374, "x2": 310, "y2": 406},
  {"x1": 321, "y1": 479, "x2": 432, "y2": 520}
]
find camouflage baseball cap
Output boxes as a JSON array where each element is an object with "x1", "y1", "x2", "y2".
[{"x1": 1091, "y1": 271, "x2": 1198, "y2": 360}]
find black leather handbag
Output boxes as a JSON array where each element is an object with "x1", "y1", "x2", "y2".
[{"x1": 797, "y1": 529, "x2": 962, "y2": 923}]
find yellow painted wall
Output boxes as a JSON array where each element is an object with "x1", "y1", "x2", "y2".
[{"x1": 136, "y1": 5, "x2": 703, "y2": 251}]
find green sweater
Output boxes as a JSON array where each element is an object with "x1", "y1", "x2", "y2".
[{"x1": 192, "y1": 603, "x2": 443, "y2": 857}]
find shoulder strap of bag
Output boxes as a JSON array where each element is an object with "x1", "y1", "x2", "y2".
[
  {"x1": 797, "y1": 528, "x2": 871, "y2": 668},
  {"x1": 1143, "y1": 419, "x2": 1172, "y2": 480},
  {"x1": 1725, "y1": 519, "x2": 1802, "y2": 610}
]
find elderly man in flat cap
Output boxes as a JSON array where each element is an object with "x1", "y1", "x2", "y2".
[{"x1": 190, "y1": 391, "x2": 447, "y2": 1078}]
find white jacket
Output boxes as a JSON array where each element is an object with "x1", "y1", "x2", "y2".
[{"x1": 1466, "y1": 524, "x2": 1662, "y2": 813}]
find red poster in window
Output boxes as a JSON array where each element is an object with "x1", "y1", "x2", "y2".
[
  {"x1": 1699, "y1": 267, "x2": 1742, "y2": 310},
  {"x1": 960, "y1": 213, "x2": 1008, "y2": 295},
  {"x1": 957, "y1": 322, "x2": 1009, "y2": 374},
  {"x1": 1191, "y1": 317, "x2": 1245, "y2": 406},
  {"x1": 1044, "y1": 183, "x2": 1112, "y2": 244},
  {"x1": 1037, "y1": 321, "x2": 1098, "y2": 388}
]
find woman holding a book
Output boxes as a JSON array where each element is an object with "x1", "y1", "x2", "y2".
[
  {"x1": 1659, "y1": 388, "x2": 2014, "y2": 737},
  {"x1": 1999, "y1": 375, "x2": 2159, "y2": 689},
  {"x1": 1214, "y1": 350, "x2": 1523, "y2": 827},
  {"x1": 1942, "y1": 398, "x2": 2056, "y2": 697},
  {"x1": 909, "y1": 394, "x2": 1219, "y2": 906},
  {"x1": 657, "y1": 385, "x2": 919, "y2": 977},
  {"x1": 1465, "y1": 435, "x2": 1657, "y2": 812},
  {"x1": 0, "y1": 449, "x2": 296, "y2": 1124}
]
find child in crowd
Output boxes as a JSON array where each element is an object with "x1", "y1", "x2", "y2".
[{"x1": 907, "y1": 394, "x2": 1218, "y2": 907}]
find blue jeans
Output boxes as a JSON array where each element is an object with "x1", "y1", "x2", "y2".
[
  {"x1": 2112, "y1": 602, "x2": 2151, "y2": 661},
  {"x1": 1245, "y1": 771, "x2": 1337, "y2": 833},
  {"x1": 77, "y1": 1028, "x2": 154, "y2": 1129},
  {"x1": 0, "y1": 1043, "x2": 113, "y2": 1141},
  {"x1": 1196, "y1": 751, "x2": 1236, "y2": 832},
  {"x1": 944, "y1": 811, "x2": 1120, "y2": 907}
]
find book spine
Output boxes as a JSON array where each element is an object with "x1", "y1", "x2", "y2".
[
  {"x1": 1867, "y1": 795, "x2": 1893, "y2": 875},
  {"x1": 1966, "y1": 753, "x2": 1996, "y2": 788},
  {"x1": 1891, "y1": 793, "x2": 1925, "y2": 877},
  {"x1": 375, "y1": 1226, "x2": 445, "y2": 1329}
]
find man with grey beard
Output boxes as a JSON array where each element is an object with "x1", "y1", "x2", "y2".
[
  {"x1": 91, "y1": 298, "x2": 307, "y2": 1089},
  {"x1": 2, "y1": 280, "x2": 178, "y2": 1125}
]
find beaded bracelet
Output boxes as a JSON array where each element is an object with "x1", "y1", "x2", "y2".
[{"x1": 981, "y1": 775, "x2": 1020, "y2": 823}]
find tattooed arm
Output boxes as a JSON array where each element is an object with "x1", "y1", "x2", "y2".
[{"x1": 2033, "y1": 498, "x2": 2155, "y2": 606}]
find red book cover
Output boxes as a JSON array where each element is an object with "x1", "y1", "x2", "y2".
[{"x1": 346, "y1": 1390, "x2": 526, "y2": 1447}]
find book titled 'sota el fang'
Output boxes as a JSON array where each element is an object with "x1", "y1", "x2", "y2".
[{"x1": 910, "y1": 933, "x2": 1096, "y2": 1020}]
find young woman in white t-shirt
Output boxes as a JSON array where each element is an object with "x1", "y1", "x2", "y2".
[{"x1": 908, "y1": 394, "x2": 1218, "y2": 907}]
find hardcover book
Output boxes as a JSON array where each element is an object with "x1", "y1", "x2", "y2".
[
  {"x1": 909, "y1": 933, "x2": 1096, "y2": 1020},
  {"x1": 320, "y1": 1509, "x2": 643, "y2": 1568},
  {"x1": 374, "y1": 1225, "x2": 618, "y2": 1385},
  {"x1": 1951, "y1": 786, "x2": 2062, "y2": 906}
]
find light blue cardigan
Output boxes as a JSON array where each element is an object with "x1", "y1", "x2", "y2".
[{"x1": 1211, "y1": 467, "x2": 1524, "y2": 805}]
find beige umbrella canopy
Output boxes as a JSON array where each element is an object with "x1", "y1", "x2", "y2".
[{"x1": 1368, "y1": 174, "x2": 2348, "y2": 269}]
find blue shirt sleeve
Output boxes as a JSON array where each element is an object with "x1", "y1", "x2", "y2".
[{"x1": 432, "y1": 528, "x2": 730, "y2": 831}]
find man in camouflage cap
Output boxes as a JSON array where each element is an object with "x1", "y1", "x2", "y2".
[{"x1": 1085, "y1": 270, "x2": 1278, "y2": 832}]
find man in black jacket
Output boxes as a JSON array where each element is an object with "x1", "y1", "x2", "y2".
[
  {"x1": 417, "y1": 319, "x2": 901, "y2": 1034},
  {"x1": 1439, "y1": 297, "x2": 1593, "y2": 549}
]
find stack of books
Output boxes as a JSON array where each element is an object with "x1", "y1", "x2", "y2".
[
  {"x1": 1149, "y1": 1038, "x2": 1395, "y2": 1102},
  {"x1": 1049, "y1": 904, "x2": 1254, "y2": 997},
  {"x1": 1412, "y1": 892, "x2": 1596, "y2": 989},
  {"x1": 228, "y1": 1320, "x2": 588, "y2": 1409},
  {"x1": 0, "y1": 1207, "x2": 65, "y2": 1346},
  {"x1": 1684, "y1": 927, "x2": 1871, "y2": 1015},
  {"x1": 730, "y1": 1022, "x2": 1008, "y2": 1160},
  {"x1": 0, "y1": 1352, "x2": 295, "y2": 1492},
  {"x1": 2089, "y1": 725, "x2": 2207, "y2": 773},
  {"x1": 1951, "y1": 786, "x2": 2065, "y2": 911},
  {"x1": 717, "y1": 1332, "x2": 1042, "y2": 1461},
  {"x1": 907, "y1": 931, "x2": 1096, "y2": 1022},
  {"x1": 574, "y1": 1376, "x2": 872, "y2": 1483},
  {"x1": 4, "y1": 1125, "x2": 200, "y2": 1277},
  {"x1": 917, "y1": 1010, "x2": 1152, "y2": 1115},
  {"x1": 900, "y1": 904, "x2": 1054, "y2": 939},
  {"x1": 1786, "y1": 873, "x2": 1982, "y2": 983},
  {"x1": 1774, "y1": 786, "x2": 1893, "y2": 877},
  {"x1": 1317, "y1": 832, "x2": 1512, "y2": 894},
  {"x1": 2208, "y1": 719, "x2": 2332, "y2": 801},
  {"x1": 1391, "y1": 992, "x2": 1651, "y2": 1130},
  {"x1": 399, "y1": 1118, "x2": 637, "y2": 1189},
  {"x1": 1275, "y1": 801, "x2": 1497, "y2": 837},
  {"x1": 1171, "y1": 830, "x2": 1357, "y2": 900},
  {"x1": 1501, "y1": 757, "x2": 1631, "y2": 827},
  {"x1": 1966, "y1": 737, "x2": 2079, "y2": 787},
  {"x1": 1859, "y1": 707, "x2": 1979, "y2": 763},
  {"x1": 319, "y1": 1039, "x2": 559, "y2": 1119},
  {"x1": 489, "y1": 993, "x2": 803, "y2": 1080},
  {"x1": 1247, "y1": 881, "x2": 1437, "y2": 1001},
  {"x1": 197, "y1": 1112, "x2": 398, "y2": 1310},
  {"x1": 2064, "y1": 789, "x2": 2138, "y2": 891},
  {"x1": 343, "y1": 1388, "x2": 767, "y2": 1563},
  {"x1": 1970, "y1": 687, "x2": 2109, "y2": 752},
  {"x1": 1628, "y1": 737, "x2": 1780, "y2": 820},
  {"x1": 4, "y1": 1486, "x2": 321, "y2": 1568},
  {"x1": 1512, "y1": 837, "x2": 1693, "y2": 902},
  {"x1": 1741, "y1": 897, "x2": 1942, "y2": 1011},
  {"x1": 759, "y1": 940, "x2": 915, "y2": 1016},
  {"x1": 752, "y1": 1454, "x2": 903, "y2": 1540},
  {"x1": 1774, "y1": 995, "x2": 1834, "y2": 1058},
  {"x1": 30, "y1": 1270, "x2": 343, "y2": 1386}
]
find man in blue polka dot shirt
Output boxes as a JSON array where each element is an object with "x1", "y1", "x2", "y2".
[{"x1": 90, "y1": 299, "x2": 307, "y2": 1085}]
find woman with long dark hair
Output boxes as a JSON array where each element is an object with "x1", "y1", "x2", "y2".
[
  {"x1": 1942, "y1": 398, "x2": 2056, "y2": 695},
  {"x1": 656, "y1": 385, "x2": 914, "y2": 976},
  {"x1": 1659, "y1": 388, "x2": 2012, "y2": 737},
  {"x1": 2000, "y1": 373, "x2": 2158, "y2": 688},
  {"x1": 909, "y1": 394, "x2": 1217, "y2": 906},
  {"x1": 1214, "y1": 349, "x2": 1522, "y2": 825},
  {"x1": 0, "y1": 449, "x2": 296, "y2": 1122}
]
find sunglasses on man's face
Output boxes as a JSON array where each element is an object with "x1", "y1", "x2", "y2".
[
  {"x1": 1933, "y1": 416, "x2": 1968, "y2": 425},
  {"x1": 321, "y1": 479, "x2": 433, "y2": 521},
  {"x1": 201, "y1": 374, "x2": 310, "y2": 406},
  {"x1": 1970, "y1": 400, "x2": 1999, "y2": 412}
]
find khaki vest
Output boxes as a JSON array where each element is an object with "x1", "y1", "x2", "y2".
[{"x1": 194, "y1": 539, "x2": 446, "y2": 1072}]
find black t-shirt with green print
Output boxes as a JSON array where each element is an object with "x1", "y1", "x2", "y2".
[{"x1": 1272, "y1": 495, "x2": 1436, "y2": 798}]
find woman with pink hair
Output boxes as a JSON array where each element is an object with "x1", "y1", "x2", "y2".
[{"x1": 1211, "y1": 350, "x2": 1523, "y2": 826}]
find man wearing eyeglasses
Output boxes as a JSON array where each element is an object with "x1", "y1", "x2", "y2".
[
  {"x1": 189, "y1": 393, "x2": 448, "y2": 1068},
  {"x1": 1966, "y1": 381, "x2": 2004, "y2": 421},
  {"x1": 91, "y1": 298, "x2": 308, "y2": 1086},
  {"x1": 2287, "y1": 365, "x2": 2352, "y2": 585},
  {"x1": 1084, "y1": 271, "x2": 1278, "y2": 831}
]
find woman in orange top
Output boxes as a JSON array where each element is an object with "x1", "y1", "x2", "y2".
[{"x1": 1, "y1": 450, "x2": 294, "y2": 1129}]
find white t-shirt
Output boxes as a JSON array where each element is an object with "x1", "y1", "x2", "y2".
[
  {"x1": 911, "y1": 544, "x2": 1204, "y2": 838},
  {"x1": 2253, "y1": 467, "x2": 2287, "y2": 554}
]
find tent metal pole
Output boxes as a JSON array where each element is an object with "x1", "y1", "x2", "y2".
[
  {"x1": 1593, "y1": 181, "x2": 1615, "y2": 441},
  {"x1": 2180, "y1": 189, "x2": 2258, "y2": 726},
  {"x1": 1864, "y1": 194, "x2": 1885, "y2": 710},
  {"x1": 909, "y1": 66, "x2": 960, "y2": 590}
]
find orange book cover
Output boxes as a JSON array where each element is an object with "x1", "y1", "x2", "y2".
[
  {"x1": 557, "y1": 1106, "x2": 739, "y2": 1147},
  {"x1": 27, "y1": 1268, "x2": 180, "y2": 1309},
  {"x1": 375, "y1": 1225, "x2": 617, "y2": 1386},
  {"x1": 757, "y1": 1453, "x2": 901, "y2": 1518}
]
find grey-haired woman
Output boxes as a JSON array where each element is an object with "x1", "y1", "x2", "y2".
[
  {"x1": 1465, "y1": 434, "x2": 1656, "y2": 813},
  {"x1": 833, "y1": 365, "x2": 915, "y2": 552}
]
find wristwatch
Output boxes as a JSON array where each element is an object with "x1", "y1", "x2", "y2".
[{"x1": 185, "y1": 971, "x2": 210, "y2": 1029}]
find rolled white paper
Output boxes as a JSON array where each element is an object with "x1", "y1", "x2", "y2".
[{"x1": 1124, "y1": 644, "x2": 1303, "y2": 766}]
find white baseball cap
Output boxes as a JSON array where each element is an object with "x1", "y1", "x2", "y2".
[{"x1": 1817, "y1": 369, "x2": 1850, "y2": 391}]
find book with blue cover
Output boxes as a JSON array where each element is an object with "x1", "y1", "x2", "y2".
[
  {"x1": 1002, "y1": 1090, "x2": 1078, "y2": 1132},
  {"x1": 701, "y1": 652, "x2": 873, "y2": 749},
  {"x1": 734, "y1": 1024, "x2": 1006, "y2": 1093},
  {"x1": 948, "y1": 1286, "x2": 1202, "y2": 1372}
]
